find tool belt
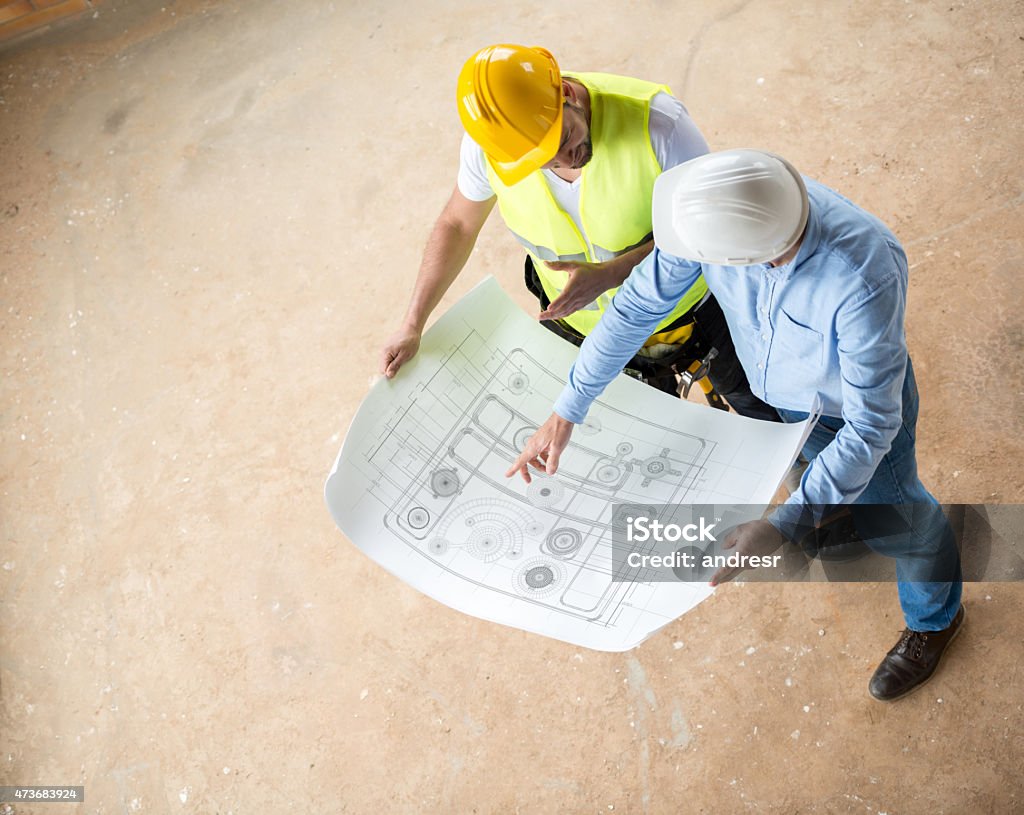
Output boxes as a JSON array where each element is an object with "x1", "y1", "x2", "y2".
[{"x1": 524, "y1": 257, "x2": 727, "y2": 410}]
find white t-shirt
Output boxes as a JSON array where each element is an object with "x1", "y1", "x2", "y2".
[{"x1": 456, "y1": 91, "x2": 710, "y2": 240}]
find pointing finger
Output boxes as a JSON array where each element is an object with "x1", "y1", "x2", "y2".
[{"x1": 505, "y1": 453, "x2": 528, "y2": 479}]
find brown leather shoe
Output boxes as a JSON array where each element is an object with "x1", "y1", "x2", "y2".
[{"x1": 868, "y1": 605, "x2": 965, "y2": 702}]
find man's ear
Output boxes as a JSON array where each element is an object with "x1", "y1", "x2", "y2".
[{"x1": 561, "y1": 78, "x2": 575, "y2": 102}]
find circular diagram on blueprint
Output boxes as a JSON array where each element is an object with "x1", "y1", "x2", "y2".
[
  {"x1": 514, "y1": 558, "x2": 565, "y2": 597},
  {"x1": 426, "y1": 498, "x2": 533, "y2": 562}
]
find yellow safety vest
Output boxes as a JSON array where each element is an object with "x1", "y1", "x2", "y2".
[{"x1": 485, "y1": 71, "x2": 708, "y2": 338}]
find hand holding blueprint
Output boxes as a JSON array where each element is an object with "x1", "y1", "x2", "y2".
[{"x1": 326, "y1": 278, "x2": 817, "y2": 651}]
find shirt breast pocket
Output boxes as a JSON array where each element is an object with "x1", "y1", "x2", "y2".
[{"x1": 775, "y1": 309, "x2": 824, "y2": 368}]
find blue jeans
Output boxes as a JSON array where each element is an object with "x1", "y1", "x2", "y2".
[{"x1": 777, "y1": 359, "x2": 963, "y2": 631}]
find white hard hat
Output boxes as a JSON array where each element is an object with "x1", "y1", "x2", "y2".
[{"x1": 652, "y1": 149, "x2": 809, "y2": 265}]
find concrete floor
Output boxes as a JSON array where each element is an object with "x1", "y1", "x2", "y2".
[{"x1": 1, "y1": 0, "x2": 1023, "y2": 812}]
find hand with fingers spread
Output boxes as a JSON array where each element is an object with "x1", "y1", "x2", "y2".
[
  {"x1": 379, "y1": 325, "x2": 421, "y2": 379},
  {"x1": 504, "y1": 412, "x2": 575, "y2": 483},
  {"x1": 709, "y1": 520, "x2": 786, "y2": 587},
  {"x1": 538, "y1": 260, "x2": 623, "y2": 322}
]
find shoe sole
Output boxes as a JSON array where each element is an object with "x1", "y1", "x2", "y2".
[{"x1": 869, "y1": 605, "x2": 966, "y2": 703}]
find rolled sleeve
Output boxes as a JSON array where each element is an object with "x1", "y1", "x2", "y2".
[{"x1": 553, "y1": 249, "x2": 704, "y2": 423}]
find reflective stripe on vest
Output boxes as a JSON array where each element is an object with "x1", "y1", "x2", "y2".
[{"x1": 486, "y1": 71, "x2": 708, "y2": 335}]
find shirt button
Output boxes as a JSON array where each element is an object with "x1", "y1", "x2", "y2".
[
  {"x1": 757, "y1": 363, "x2": 764, "y2": 370},
  {"x1": 761, "y1": 333, "x2": 769, "y2": 340}
]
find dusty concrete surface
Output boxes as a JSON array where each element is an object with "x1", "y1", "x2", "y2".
[{"x1": 1, "y1": 0, "x2": 1022, "y2": 812}]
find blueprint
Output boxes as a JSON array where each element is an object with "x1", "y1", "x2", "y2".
[{"x1": 326, "y1": 277, "x2": 818, "y2": 651}]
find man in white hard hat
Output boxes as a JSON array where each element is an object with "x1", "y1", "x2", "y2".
[
  {"x1": 379, "y1": 44, "x2": 778, "y2": 420},
  {"x1": 507, "y1": 149, "x2": 963, "y2": 702}
]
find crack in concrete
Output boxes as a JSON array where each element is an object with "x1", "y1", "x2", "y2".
[
  {"x1": 680, "y1": 0, "x2": 758, "y2": 98},
  {"x1": 905, "y1": 192, "x2": 1024, "y2": 249}
]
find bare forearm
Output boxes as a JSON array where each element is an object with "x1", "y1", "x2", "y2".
[
  {"x1": 380, "y1": 190, "x2": 492, "y2": 378},
  {"x1": 401, "y1": 219, "x2": 479, "y2": 333}
]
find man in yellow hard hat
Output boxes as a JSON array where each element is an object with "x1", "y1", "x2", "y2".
[{"x1": 379, "y1": 44, "x2": 777, "y2": 420}]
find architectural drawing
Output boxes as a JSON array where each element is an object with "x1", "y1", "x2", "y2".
[{"x1": 326, "y1": 277, "x2": 817, "y2": 651}]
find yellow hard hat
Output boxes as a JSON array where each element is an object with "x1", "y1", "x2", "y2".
[{"x1": 456, "y1": 44, "x2": 563, "y2": 186}]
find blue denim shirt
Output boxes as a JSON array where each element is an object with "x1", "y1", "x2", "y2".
[{"x1": 552, "y1": 179, "x2": 910, "y2": 514}]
